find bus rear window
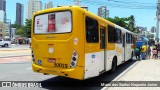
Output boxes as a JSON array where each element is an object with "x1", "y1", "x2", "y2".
[{"x1": 34, "y1": 11, "x2": 72, "y2": 34}]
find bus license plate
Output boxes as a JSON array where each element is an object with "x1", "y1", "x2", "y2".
[{"x1": 48, "y1": 58, "x2": 56, "y2": 63}]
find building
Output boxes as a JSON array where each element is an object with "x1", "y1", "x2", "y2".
[
  {"x1": 16, "y1": 3, "x2": 24, "y2": 26},
  {"x1": 0, "y1": 0, "x2": 6, "y2": 12},
  {"x1": 0, "y1": 0, "x2": 6, "y2": 22},
  {"x1": 35, "y1": 1, "x2": 42, "y2": 11},
  {"x1": 45, "y1": 1, "x2": 53, "y2": 9},
  {"x1": 26, "y1": 0, "x2": 42, "y2": 19},
  {"x1": 98, "y1": 6, "x2": 109, "y2": 18},
  {"x1": 0, "y1": 10, "x2": 5, "y2": 22},
  {"x1": 150, "y1": 26, "x2": 156, "y2": 33},
  {"x1": 0, "y1": 22, "x2": 7, "y2": 38},
  {"x1": 137, "y1": 26, "x2": 147, "y2": 36}
]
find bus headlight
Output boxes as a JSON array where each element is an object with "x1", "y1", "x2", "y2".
[{"x1": 70, "y1": 50, "x2": 78, "y2": 68}]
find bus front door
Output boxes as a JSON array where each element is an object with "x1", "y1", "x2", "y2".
[{"x1": 100, "y1": 27, "x2": 106, "y2": 72}]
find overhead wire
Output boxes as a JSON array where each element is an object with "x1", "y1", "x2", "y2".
[
  {"x1": 79, "y1": 0, "x2": 157, "y2": 10},
  {"x1": 107, "y1": 0, "x2": 156, "y2": 8}
]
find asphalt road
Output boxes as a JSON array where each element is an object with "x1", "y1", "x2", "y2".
[{"x1": 0, "y1": 59, "x2": 138, "y2": 90}]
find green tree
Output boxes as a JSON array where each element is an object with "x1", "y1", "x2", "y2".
[
  {"x1": 14, "y1": 19, "x2": 32, "y2": 37},
  {"x1": 24, "y1": 19, "x2": 32, "y2": 38},
  {"x1": 106, "y1": 15, "x2": 139, "y2": 33},
  {"x1": 16, "y1": 26, "x2": 26, "y2": 37},
  {"x1": 127, "y1": 15, "x2": 139, "y2": 33},
  {"x1": 106, "y1": 16, "x2": 128, "y2": 28},
  {"x1": 11, "y1": 24, "x2": 21, "y2": 29}
]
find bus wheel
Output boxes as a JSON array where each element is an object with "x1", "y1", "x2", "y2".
[
  {"x1": 129, "y1": 52, "x2": 133, "y2": 61},
  {"x1": 110, "y1": 58, "x2": 117, "y2": 73}
]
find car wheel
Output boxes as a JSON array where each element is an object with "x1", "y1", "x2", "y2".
[{"x1": 4, "y1": 44, "x2": 8, "y2": 47}]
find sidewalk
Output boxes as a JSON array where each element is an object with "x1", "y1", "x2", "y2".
[
  {"x1": 0, "y1": 44, "x2": 31, "y2": 51},
  {"x1": 104, "y1": 59, "x2": 160, "y2": 90},
  {"x1": 0, "y1": 45, "x2": 31, "y2": 57}
]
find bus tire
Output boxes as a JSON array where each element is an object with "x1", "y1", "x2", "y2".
[
  {"x1": 110, "y1": 57, "x2": 117, "y2": 73},
  {"x1": 129, "y1": 52, "x2": 133, "y2": 61}
]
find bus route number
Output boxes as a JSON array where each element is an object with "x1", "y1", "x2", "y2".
[{"x1": 54, "y1": 63, "x2": 68, "y2": 68}]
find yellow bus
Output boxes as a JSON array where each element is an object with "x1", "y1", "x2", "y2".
[{"x1": 31, "y1": 6, "x2": 135, "y2": 80}]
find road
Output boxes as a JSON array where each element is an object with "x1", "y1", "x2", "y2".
[{"x1": 0, "y1": 55, "x2": 138, "y2": 90}]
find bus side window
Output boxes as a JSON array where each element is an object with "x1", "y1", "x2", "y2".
[
  {"x1": 116, "y1": 28, "x2": 122, "y2": 43},
  {"x1": 85, "y1": 17, "x2": 99, "y2": 43},
  {"x1": 108, "y1": 26, "x2": 116, "y2": 43}
]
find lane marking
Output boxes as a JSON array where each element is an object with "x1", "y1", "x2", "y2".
[{"x1": 101, "y1": 61, "x2": 140, "y2": 90}]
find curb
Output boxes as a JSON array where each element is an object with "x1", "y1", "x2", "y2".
[{"x1": 101, "y1": 61, "x2": 140, "y2": 90}]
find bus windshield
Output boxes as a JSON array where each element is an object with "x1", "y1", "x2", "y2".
[{"x1": 34, "y1": 11, "x2": 72, "y2": 34}]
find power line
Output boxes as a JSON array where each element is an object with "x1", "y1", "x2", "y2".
[
  {"x1": 80, "y1": 0, "x2": 156, "y2": 9},
  {"x1": 108, "y1": 0, "x2": 156, "y2": 5},
  {"x1": 66, "y1": 0, "x2": 157, "y2": 10},
  {"x1": 107, "y1": 0, "x2": 156, "y2": 8}
]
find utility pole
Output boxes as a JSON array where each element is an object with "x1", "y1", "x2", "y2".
[{"x1": 156, "y1": 0, "x2": 160, "y2": 42}]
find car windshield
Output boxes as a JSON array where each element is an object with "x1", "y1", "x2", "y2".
[{"x1": 3, "y1": 38, "x2": 11, "y2": 41}]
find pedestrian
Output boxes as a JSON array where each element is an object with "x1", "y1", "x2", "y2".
[
  {"x1": 141, "y1": 44, "x2": 147, "y2": 60},
  {"x1": 147, "y1": 46, "x2": 151, "y2": 59},
  {"x1": 152, "y1": 48, "x2": 157, "y2": 59},
  {"x1": 157, "y1": 43, "x2": 160, "y2": 59},
  {"x1": 135, "y1": 46, "x2": 141, "y2": 60}
]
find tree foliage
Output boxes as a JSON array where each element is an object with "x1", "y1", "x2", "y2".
[
  {"x1": 25, "y1": 19, "x2": 32, "y2": 38},
  {"x1": 13, "y1": 19, "x2": 32, "y2": 37},
  {"x1": 16, "y1": 26, "x2": 26, "y2": 37},
  {"x1": 106, "y1": 15, "x2": 139, "y2": 33},
  {"x1": 11, "y1": 24, "x2": 21, "y2": 29}
]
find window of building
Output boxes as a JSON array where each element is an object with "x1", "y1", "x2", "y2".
[
  {"x1": 85, "y1": 17, "x2": 99, "y2": 43},
  {"x1": 0, "y1": 29, "x2": 2, "y2": 32}
]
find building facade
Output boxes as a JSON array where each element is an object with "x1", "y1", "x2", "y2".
[
  {"x1": 35, "y1": 1, "x2": 42, "y2": 11},
  {"x1": 0, "y1": 22, "x2": 7, "y2": 38},
  {"x1": 0, "y1": 10, "x2": 5, "y2": 22},
  {"x1": 98, "y1": 6, "x2": 109, "y2": 18},
  {"x1": 45, "y1": 1, "x2": 53, "y2": 9},
  {"x1": 16, "y1": 3, "x2": 24, "y2": 26},
  {"x1": 26, "y1": 0, "x2": 42, "y2": 19},
  {"x1": 0, "y1": 0, "x2": 6, "y2": 22}
]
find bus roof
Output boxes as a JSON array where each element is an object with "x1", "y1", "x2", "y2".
[{"x1": 33, "y1": 6, "x2": 134, "y2": 34}]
